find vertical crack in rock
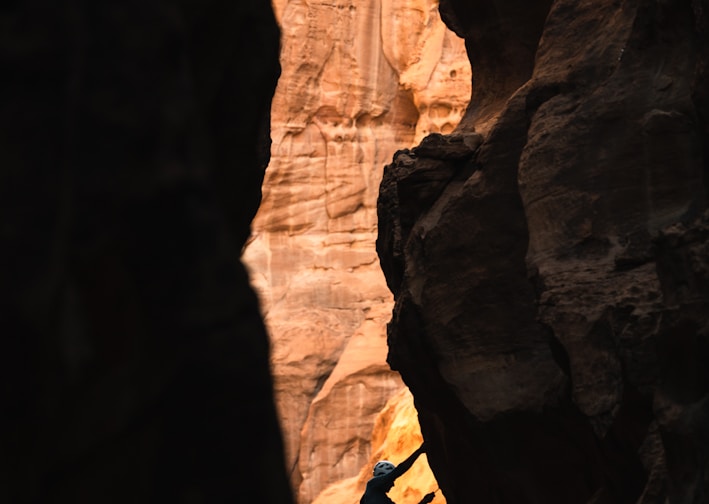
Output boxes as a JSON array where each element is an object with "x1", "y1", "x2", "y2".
[{"x1": 378, "y1": 1, "x2": 709, "y2": 503}]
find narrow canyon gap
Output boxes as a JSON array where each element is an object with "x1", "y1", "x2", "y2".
[
  {"x1": 378, "y1": 0, "x2": 709, "y2": 503},
  {"x1": 243, "y1": 0, "x2": 471, "y2": 503},
  {"x1": 4, "y1": 0, "x2": 705, "y2": 503}
]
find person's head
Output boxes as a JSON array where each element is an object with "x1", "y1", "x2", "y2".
[{"x1": 373, "y1": 460, "x2": 396, "y2": 477}]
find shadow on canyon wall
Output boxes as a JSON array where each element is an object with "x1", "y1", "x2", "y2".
[
  {"x1": 1, "y1": 1, "x2": 292, "y2": 503},
  {"x1": 379, "y1": 0, "x2": 708, "y2": 503}
]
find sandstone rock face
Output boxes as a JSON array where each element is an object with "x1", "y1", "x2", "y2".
[
  {"x1": 379, "y1": 1, "x2": 709, "y2": 503},
  {"x1": 243, "y1": 1, "x2": 469, "y2": 502},
  {"x1": 1, "y1": 2, "x2": 291, "y2": 503}
]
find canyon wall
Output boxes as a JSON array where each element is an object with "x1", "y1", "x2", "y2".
[
  {"x1": 243, "y1": 0, "x2": 470, "y2": 502},
  {"x1": 379, "y1": 0, "x2": 709, "y2": 503},
  {"x1": 1, "y1": 1, "x2": 291, "y2": 502}
]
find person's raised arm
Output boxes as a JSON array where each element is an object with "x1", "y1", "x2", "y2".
[
  {"x1": 388, "y1": 443, "x2": 426, "y2": 480},
  {"x1": 418, "y1": 491, "x2": 435, "y2": 504}
]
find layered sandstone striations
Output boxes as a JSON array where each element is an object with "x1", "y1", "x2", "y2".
[
  {"x1": 243, "y1": 0, "x2": 469, "y2": 502},
  {"x1": 1, "y1": 1, "x2": 291, "y2": 502},
  {"x1": 379, "y1": 1, "x2": 709, "y2": 503}
]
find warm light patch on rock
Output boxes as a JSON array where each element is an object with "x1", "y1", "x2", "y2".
[
  {"x1": 242, "y1": 0, "x2": 470, "y2": 502},
  {"x1": 312, "y1": 388, "x2": 445, "y2": 504}
]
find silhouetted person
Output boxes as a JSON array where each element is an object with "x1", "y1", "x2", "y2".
[{"x1": 360, "y1": 443, "x2": 435, "y2": 504}]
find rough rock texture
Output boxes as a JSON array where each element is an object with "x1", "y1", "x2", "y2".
[
  {"x1": 1, "y1": 1, "x2": 292, "y2": 503},
  {"x1": 242, "y1": 1, "x2": 469, "y2": 502},
  {"x1": 378, "y1": 1, "x2": 709, "y2": 503}
]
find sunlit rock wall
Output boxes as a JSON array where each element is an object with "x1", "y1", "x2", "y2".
[
  {"x1": 312, "y1": 388, "x2": 444, "y2": 504},
  {"x1": 243, "y1": 0, "x2": 470, "y2": 502}
]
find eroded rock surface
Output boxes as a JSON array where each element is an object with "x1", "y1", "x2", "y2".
[
  {"x1": 379, "y1": 1, "x2": 709, "y2": 503},
  {"x1": 243, "y1": 1, "x2": 469, "y2": 502}
]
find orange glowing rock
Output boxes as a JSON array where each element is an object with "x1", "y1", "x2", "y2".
[
  {"x1": 312, "y1": 388, "x2": 445, "y2": 504},
  {"x1": 242, "y1": 0, "x2": 469, "y2": 502}
]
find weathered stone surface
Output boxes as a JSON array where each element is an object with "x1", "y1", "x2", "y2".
[
  {"x1": 1, "y1": 1, "x2": 291, "y2": 503},
  {"x1": 379, "y1": 1, "x2": 709, "y2": 503},
  {"x1": 243, "y1": 1, "x2": 470, "y2": 502}
]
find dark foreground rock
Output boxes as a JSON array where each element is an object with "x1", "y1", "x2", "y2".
[
  {"x1": 1, "y1": 2, "x2": 292, "y2": 503},
  {"x1": 378, "y1": 1, "x2": 709, "y2": 503}
]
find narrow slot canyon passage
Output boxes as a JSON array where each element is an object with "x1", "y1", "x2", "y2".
[
  {"x1": 4, "y1": 1, "x2": 708, "y2": 503},
  {"x1": 242, "y1": 1, "x2": 471, "y2": 502},
  {"x1": 247, "y1": 0, "x2": 709, "y2": 502}
]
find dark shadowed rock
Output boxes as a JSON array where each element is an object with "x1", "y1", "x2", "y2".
[
  {"x1": 379, "y1": 1, "x2": 709, "y2": 503},
  {"x1": 0, "y1": 1, "x2": 292, "y2": 503},
  {"x1": 412, "y1": 132, "x2": 484, "y2": 160}
]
